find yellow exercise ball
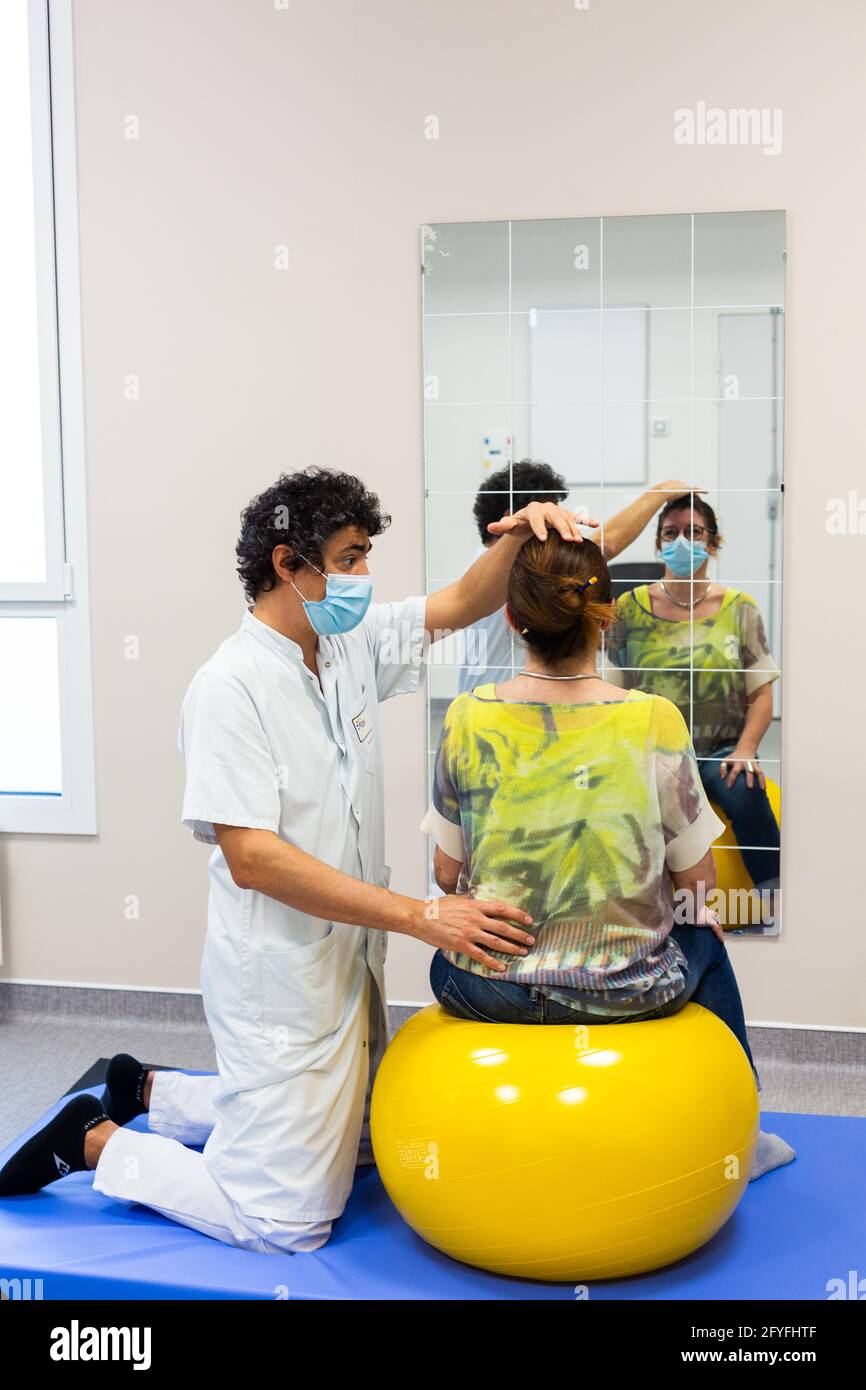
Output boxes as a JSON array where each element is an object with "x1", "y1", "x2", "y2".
[
  {"x1": 371, "y1": 1002, "x2": 758, "y2": 1283},
  {"x1": 710, "y1": 776, "x2": 781, "y2": 927}
]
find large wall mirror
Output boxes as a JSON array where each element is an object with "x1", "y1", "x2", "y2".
[{"x1": 422, "y1": 211, "x2": 784, "y2": 935}]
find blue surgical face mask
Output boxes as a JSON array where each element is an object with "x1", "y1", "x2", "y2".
[
  {"x1": 291, "y1": 556, "x2": 373, "y2": 635},
  {"x1": 660, "y1": 535, "x2": 710, "y2": 578}
]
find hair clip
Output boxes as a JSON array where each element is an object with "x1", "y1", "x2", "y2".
[{"x1": 577, "y1": 576, "x2": 598, "y2": 594}]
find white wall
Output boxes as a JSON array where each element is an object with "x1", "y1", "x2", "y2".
[{"x1": 1, "y1": 0, "x2": 864, "y2": 1029}]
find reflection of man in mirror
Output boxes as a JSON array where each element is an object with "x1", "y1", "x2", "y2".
[
  {"x1": 604, "y1": 494, "x2": 780, "y2": 902},
  {"x1": 459, "y1": 461, "x2": 700, "y2": 693}
]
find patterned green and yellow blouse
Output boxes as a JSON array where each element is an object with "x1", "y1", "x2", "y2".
[
  {"x1": 421, "y1": 686, "x2": 724, "y2": 1016},
  {"x1": 602, "y1": 586, "x2": 779, "y2": 758}
]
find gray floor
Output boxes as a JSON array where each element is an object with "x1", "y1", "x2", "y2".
[
  {"x1": 1, "y1": 989, "x2": 863, "y2": 1154},
  {"x1": 0, "y1": 1015, "x2": 217, "y2": 1152}
]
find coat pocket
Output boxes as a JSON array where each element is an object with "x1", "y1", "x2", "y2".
[{"x1": 261, "y1": 928, "x2": 342, "y2": 1051}]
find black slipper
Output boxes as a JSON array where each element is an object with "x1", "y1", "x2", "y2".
[
  {"x1": 0, "y1": 1094, "x2": 108, "y2": 1197},
  {"x1": 101, "y1": 1053, "x2": 150, "y2": 1126}
]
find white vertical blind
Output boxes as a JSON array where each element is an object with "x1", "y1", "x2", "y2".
[
  {"x1": 0, "y1": 0, "x2": 66, "y2": 600},
  {"x1": 0, "y1": 617, "x2": 62, "y2": 794},
  {"x1": 0, "y1": 0, "x2": 97, "y2": 834},
  {"x1": 0, "y1": 1, "x2": 46, "y2": 582}
]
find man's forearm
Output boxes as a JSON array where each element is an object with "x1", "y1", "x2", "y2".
[
  {"x1": 426, "y1": 532, "x2": 524, "y2": 633},
  {"x1": 598, "y1": 481, "x2": 694, "y2": 561},
  {"x1": 217, "y1": 826, "x2": 425, "y2": 938}
]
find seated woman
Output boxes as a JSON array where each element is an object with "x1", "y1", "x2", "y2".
[
  {"x1": 603, "y1": 494, "x2": 780, "y2": 909},
  {"x1": 421, "y1": 533, "x2": 793, "y2": 1179}
]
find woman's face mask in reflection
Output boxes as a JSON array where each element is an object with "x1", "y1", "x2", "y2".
[
  {"x1": 660, "y1": 535, "x2": 710, "y2": 577},
  {"x1": 290, "y1": 555, "x2": 373, "y2": 635}
]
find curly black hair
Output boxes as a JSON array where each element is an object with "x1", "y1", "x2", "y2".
[
  {"x1": 235, "y1": 467, "x2": 391, "y2": 602},
  {"x1": 473, "y1": 459, "x2": 568, "y2": 543}
]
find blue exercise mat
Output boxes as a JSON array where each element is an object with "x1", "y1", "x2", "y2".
[{"x1": 0, "y1": 1080, "x2": 862, "y2": 1300}]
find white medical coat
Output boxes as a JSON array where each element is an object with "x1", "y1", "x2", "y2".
[{"x1": 178, "y1": 598, "x2": 426, "y2": 1222}]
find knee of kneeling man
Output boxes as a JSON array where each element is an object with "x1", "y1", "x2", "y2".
[{"x1": 267, "y1": 1218, "x2": 333, "y2": 1255}]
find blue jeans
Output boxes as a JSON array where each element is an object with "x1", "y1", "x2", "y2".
[
  {"x1": 429, "y1": 924, "x2": 758, "y2": 1084},
  {"x1": 698, "y1": 743, "x2": 780, "y2": 889}
]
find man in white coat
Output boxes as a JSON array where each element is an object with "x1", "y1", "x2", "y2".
[{"x1": 0, "y1": 466, "x2": 595, "y2": 1252}]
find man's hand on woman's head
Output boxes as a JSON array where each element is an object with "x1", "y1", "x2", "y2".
[
  {"x1": 655, "y1": 480, "x2": 707, "y2": 502},
  {"x1": 487, "y1": 501, "x2": 597, "y2": 545}
]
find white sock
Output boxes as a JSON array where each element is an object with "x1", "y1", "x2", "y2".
[{"x1": 749, "y1": 1128, "x2": 796, "y2": 1181}]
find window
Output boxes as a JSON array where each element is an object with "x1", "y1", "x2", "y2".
[{"x1": 0, "y1": 0, "x2": 96, "y2": 833}]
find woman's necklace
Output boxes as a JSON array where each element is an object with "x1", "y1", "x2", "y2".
[
  {"x1": 659, "y1": 579, "x2": 712, "y2": 609},
  {"x1": 521, "y1": 671, "x2": 601, "y2": 681}
]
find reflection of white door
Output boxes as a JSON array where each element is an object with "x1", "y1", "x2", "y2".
[{"x1": 717, "y1": 310, "x2": 783, "y2": 710}]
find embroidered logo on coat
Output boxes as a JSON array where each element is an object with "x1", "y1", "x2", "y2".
[{"x1": 352, "y1": 704, "x2": 372, "y2": 743}]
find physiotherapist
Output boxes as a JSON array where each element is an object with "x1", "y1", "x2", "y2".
[{"x1": 0, "y1": 466, "x2": 590, "y2": 1252}]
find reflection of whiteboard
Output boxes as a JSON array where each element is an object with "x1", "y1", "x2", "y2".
[{"x1": 529, "y1": 307, "x2": 648, "y2": 485}]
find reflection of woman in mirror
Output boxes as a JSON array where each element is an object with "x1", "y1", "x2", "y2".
[
  {"x1": 422, "y1": 535, "x2": 792, "y2": 1179},
  {"x1": 603, "y1": 495, "x2": 780, "y2": 898},
  {"x1": 458, "y1": 462, "x2": 705, "y2": 694}
]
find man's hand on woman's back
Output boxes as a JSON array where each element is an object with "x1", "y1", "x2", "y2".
[{"x1": 412, "y1": 896, "x2": 536, "y2": 972}]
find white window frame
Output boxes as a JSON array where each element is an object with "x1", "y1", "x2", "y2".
[{"x1": 0, "y1": 0, "x2": 97, "y2": 834}]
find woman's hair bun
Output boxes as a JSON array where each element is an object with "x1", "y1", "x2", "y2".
[{"x1": 507, "y1": 538, "x2": 613, "y2": 663}]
